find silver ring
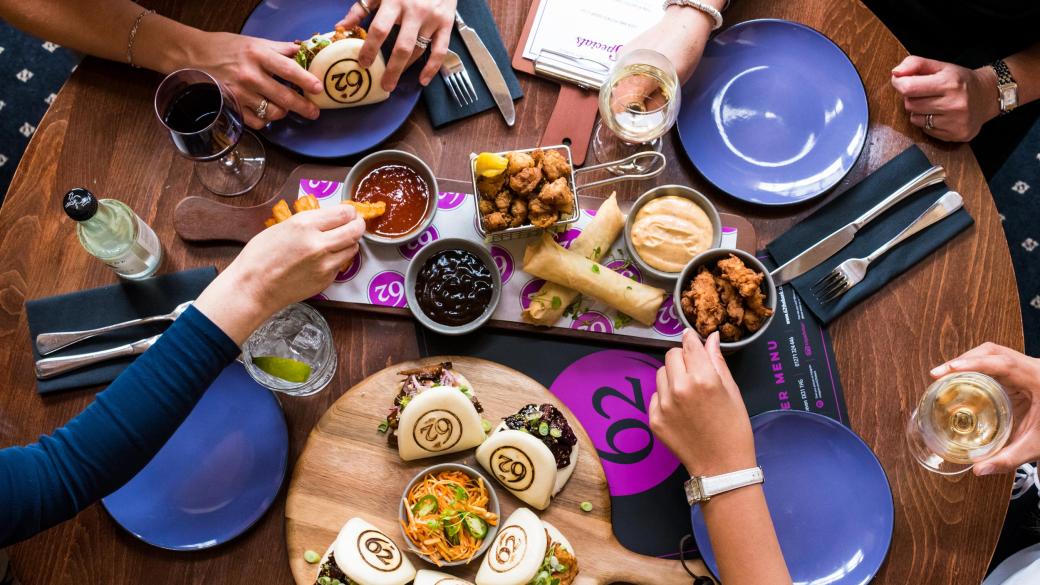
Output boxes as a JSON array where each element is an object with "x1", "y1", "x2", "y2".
[
  {"x1": 255, "y1": 98, "x2": 268, "y2": 120},
  {"x1": 925, "y1": 113, "x2": 935, "y2": 130},
  {"x1": 416, "y1": 35, "x2": 432, "y2": 51},
  {"x1": 358, "y1": 0, "x2": 372, "y2": 16}
]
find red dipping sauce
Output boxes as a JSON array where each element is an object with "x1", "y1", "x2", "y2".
[{"x1": 352, "y1": 163, "x2": 430, "y2": 237}]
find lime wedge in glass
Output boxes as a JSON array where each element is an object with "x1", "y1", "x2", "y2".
[{"x1": 251, "y1": 356, "x2": 312, "y2": 383}]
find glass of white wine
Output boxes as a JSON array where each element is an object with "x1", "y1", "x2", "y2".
[
  {"x1": 906, "y1": 372, "x2": 1013, "y2": 475},
  {"x1": 592, "y1": 49, "x2": 680, "y2": 173}
]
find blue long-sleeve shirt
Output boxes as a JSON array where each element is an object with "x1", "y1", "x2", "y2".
[{"x1": 0, "y1": 305, "x2": 239, "y2": 547}]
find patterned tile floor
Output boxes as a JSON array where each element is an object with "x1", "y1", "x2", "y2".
[{"x1": 0, "y1": 21, "x2": 1036, "y2": 577}]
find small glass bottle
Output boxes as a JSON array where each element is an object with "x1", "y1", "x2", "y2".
[{"x1": 62, "y1": 187, "x2": 163, "y2": 280}]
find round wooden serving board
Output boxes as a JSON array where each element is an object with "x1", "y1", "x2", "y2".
[{"x1": 286, "y1": 356, "x2": 704, "y2": 585}]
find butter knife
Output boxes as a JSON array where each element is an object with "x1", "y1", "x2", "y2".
[
  {"x1": 35, "y1": 335, "x2": 160, "y2": 380},
  {"x1": 770, "y1": 165, "x2": 947, "y2": 286},
  {"x1": 455, "y1": 11, "x2": 515, "y2": 126}
]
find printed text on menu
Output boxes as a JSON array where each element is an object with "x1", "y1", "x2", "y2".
[{"x1": 521, "y1": 0, "x2": 664, "y2": 69}]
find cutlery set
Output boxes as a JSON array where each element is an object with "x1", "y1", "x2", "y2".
[{"x1": 442, "y1": 12, "x2": 515, "y2": 126}]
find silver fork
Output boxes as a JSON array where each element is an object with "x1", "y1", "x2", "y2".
[
  {"x1": 440, "y1": 48, "x2": 478, "y2": 107},
  {"x1": 35, "y1": 300, "x2": 192, "y2": 355},
  {"x1": 812, "y1": 191, "x2": 964, "y2": 304}
]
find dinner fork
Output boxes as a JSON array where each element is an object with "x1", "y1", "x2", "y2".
[
  {"x1": 36, "y1": 300, "x2": 192, "y2": 355},
  {"x1": 811, "y1": 191, "x2": 964, "y2": 304},
  {"x1": 440, "y1": 48, "x2": 478, "y2": 107}
]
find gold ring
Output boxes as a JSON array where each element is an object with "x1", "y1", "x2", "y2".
[
  {"x1": 358, "y1": 0, "x2": 372, "y2": 16},
  {"x1": 925, "y1": 113, "x2": 935, "y2": 130},
  {"x1": 255, "y1": 98, "x2": 269, "y2": 120}
]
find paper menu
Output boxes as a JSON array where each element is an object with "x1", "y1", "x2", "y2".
[{"x1": 521, "y1": 0, "x2": 664, "y2": 83}]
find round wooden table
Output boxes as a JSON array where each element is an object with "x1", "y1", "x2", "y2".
[{"x1": 0, "y1": 1, "x2": 1022, "y2": 584}]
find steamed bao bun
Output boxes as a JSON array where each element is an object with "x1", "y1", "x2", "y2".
[
  {"x1": 314, "y1": 517, "x2": 415, "y2": 585},
  {"x1": 414, "y1": 570, "x2": 475, "y2": 585},
  {"x1": 303, "y1": 31, "x2": 391, "y2": 109},
  {"x1": 475, "y1": 422, "x2": 579, "y2": 510},
  {"x1": 475, "y1": 508, "x2": 578, "y2": 585}
]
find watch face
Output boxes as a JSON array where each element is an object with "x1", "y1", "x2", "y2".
[{"x1": 1000, "y1": 85, "x2": 1018, "y2": 109}]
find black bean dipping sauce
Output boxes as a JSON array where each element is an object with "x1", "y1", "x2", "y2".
[{"x1": 415, "y1": 249, "x2": 494, "y2": 326}]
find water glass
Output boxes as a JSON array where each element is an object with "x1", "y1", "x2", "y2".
[{"x1": 242, "y1": 303, "x2": 337, "y2": 396}]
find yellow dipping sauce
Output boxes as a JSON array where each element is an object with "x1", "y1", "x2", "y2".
[{"x1": 630, "y1": 195, "x2": 713, "y2": 273}]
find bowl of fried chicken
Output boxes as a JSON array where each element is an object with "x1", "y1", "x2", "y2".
[
  {"x1": 471, "y1": 145, "x2": 578, "y2": 241},
  {"x1": 675, "y1": 248, "x2": 777, "y2": 352}
]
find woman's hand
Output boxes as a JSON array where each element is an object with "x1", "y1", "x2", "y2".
[
  {"x1": 194, "y1": 205, "x2": 366, "y2": 343},
  {"x1": 930, "y1": 343, "x2": 1040, "y2": 476},
  {"x1": 186, "y1": 31, "x2": 323, "y2": 129},
  {"x1": 649, "y1": 330, "x2": 757, "y2": 477},
  {"x1": 337, "y1": 0, "x2": 457, "y2": 90},
  {"x1": 891, "y1": 56, "x2": 1000, "y2": 142}
]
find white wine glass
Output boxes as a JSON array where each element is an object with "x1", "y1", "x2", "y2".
[
  {"x1": 906, "y1": 372, "x2": 1013, "y2": 475},
  {"x1": 592, "y1": 49, "x2": 681, "y2": 173}
]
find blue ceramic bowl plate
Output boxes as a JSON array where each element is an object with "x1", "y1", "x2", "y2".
[
  {"x1": 677, "y1": 19, "x2": 869, "y2": 205},
  {"x1": 691, "y1": 410, "x2": 894, "y2": 584},
  {"x1": 241, "y1": 0, "x2": 423, "y2": 159}
]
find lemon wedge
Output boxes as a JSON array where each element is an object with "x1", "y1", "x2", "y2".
[{"x1": 474, "y1": 152, "x2": 508, "y2": 178}]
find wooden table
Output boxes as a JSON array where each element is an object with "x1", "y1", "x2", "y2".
[{"x1": 0, "y1": 1, "x2": 1021, "y2": 584}]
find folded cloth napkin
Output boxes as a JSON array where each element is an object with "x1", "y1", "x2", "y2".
[
  {"x1": 765, "y1": 146, "x2": 974, "y2": 325},
  {"x1": 25, "y1": 267, "x2": 218, "y2": 394},
  {"x1": 421, "y1": 0, "x2": 523, "y2": 128}
]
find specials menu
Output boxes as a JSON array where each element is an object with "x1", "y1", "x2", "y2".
[{"x1": 418, "y1": 282, "x2": 846, "y2": 559}]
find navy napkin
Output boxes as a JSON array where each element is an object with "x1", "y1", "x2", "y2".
[
  {"x1": 766, "y1": 146, "x2": 974, "y2": 325},
  {"x1": 421, "y1": 0, "x2": 523, "y2": 128},
  {"x1": 25, "y1": 267, "x2": 218, "y2": 394}
]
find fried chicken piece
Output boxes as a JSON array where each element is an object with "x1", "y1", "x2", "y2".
[
  {"x1": 538, "y1": 148, "x2": 571, "y2": 182},
  {"x1": 537, "y1": 177, "x2": 573, "y2": 207},
  {"x1": 716, "y1": 278, "x2": 745, "y2": 326},
  {"x1": 550, "y1": 542, "x2": 579, "y2": 585},
  {"x1": 743, "y1": 288, "x2": 774, "y2": 333},
  {"x1": 717, "y1": 254, "x2": 764, "y2": 298},
  {"x1": 506, "y1": 151, "x2": 535, "y2": 175},
  {"x1": 681, "y1": 268, "x2": 724, "y2": 337},
  {"x1": 494, "y1": 190, "x2": 513, "y2": 212},
  {"x1": 478, "y1": 198, "x2": 494, "y2": 215},
  {"x1": 483, "y1": 211, "x2": 511, "y2": 232},
  {"x1": 529, "y1": 209, "x2": 559, "y2": 228},
  {"x1": 510, "y1": 197, "x2": 528, "y2": 225},
  {"x1": 509, "y1": 166, "x2": 543, "y2": 195},
  {"x1": 719, "y1": 322, "x2": 743, "y2": 342},
  {"x1": 477, "y1": 173, "x2": 506, "y2": 197}
]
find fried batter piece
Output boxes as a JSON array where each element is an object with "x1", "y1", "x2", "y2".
[
  {"x1": 509, "y1": 166, "x2": 543, "y2": 195},
  {"x1": 506, "y1": 151, "x2": 535, "y2": 175},
  {"x1": 483, "y1": 211, "x2": 511, "y2": 232},
  {"x1": 494, "y1": 190, "x2": 513, "y2": 212},
  {"x1": 537, "y1": 148, "x2": 572, "y2": 182},
  {"x1": 680, "y1": 255, "x2": 774, "y2": 341},
  {"x1": 681, "y1": 268, "x2": 724, "y2": 337},
  {"x1": 477, "y1": 173, "x2": 506, "y2": 197},
  {"x1": 716, "y1": 278, "x2": 745, "y2": 326},
  {"x1": 719, "y1": 322, "x2": 743, "y2": 342},
  {"x1": 718, "y1": 254, "x2": 764, "y2": 298},
  {"x1": 510, "y1": 198, "x2": 528, "y2": 224},
  {"x1": 478, "y1": 197, "x2": 494, "y2": 215}
]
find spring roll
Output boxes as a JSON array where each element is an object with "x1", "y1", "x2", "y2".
[
  {"x1": 523, "y1": 234, "x2": 666, "y2": 326},
  {"x1": 523, "y1": 194, "x2": 625, "y2": 325}
]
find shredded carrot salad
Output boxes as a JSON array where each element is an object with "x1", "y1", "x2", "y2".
[{"x1": 401, "y1": 470, "x2": 499, "y2": 565}]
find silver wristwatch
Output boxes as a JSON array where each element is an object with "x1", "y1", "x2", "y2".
[
  {"x1": 685, "y1": 466, "x2": 764, "y2": 505},
  {"x1": 991, "y1": 59, "x2": 1018, "y2": 115}
]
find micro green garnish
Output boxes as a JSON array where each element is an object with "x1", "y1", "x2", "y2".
[
  {"x1": 591, "y1": 264, "x2": 600, "y2": 274},
  {"x1": 377, "y1": 420, "x2": 389, "y2": 433},
  {"x1": 304, "y1": 550, "x2": 320, "y2": 564},
  {"x1": 538, "y1": 421, "x2": 550, "y2": 436},
  {"x1": 626, "y1": 285, "x2": 633, "y2": 290},
  {"x1": 613, "y1": 313, "x2": 633, "y2": 329},
  {"x1": 317, "y1": 577, "x2": 332, "y2": 585},
  {"x1": 482, "y1": 418, "x2": 493, "y2": 433},
  {"x1": 551, "y1": 296, "x2": 562, "y2": 309},
  {"x1": 580, "y1": 501, "x2": 593, "y2": 512},
  {"x1": 591, "y1": 246, "x2": 601, "y2": 259},
  {"x1": 549, "y1": 427, "x2": 563, "y2": 438}
]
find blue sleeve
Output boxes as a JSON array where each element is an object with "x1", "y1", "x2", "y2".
[{"x1": 0, "y1": 305, "x2": 240, "y2": 547}]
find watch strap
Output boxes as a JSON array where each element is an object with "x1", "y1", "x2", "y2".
[
  {"x1": 663, "y1": 0, "x2": 724, "y2": 31},
  {"x1": 992, "y1": 59, "x2": 1015, "y2": 86},
  {"x1": 685, "y1": 466, "x2": 764, "y2": 505}
]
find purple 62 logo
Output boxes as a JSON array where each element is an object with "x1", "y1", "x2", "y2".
[
  {"x1": 553, "y1": 228, "x2": 582, "y2": 249},
  {"x1": 299, "y1": 179, "x2": 341, "y2": 199},
  {"x1": 398, "y1": 226, "x2": 439, "y2": 260},
  {"x1": 519, "y1": 278, "x2": 547, "y2": 311},
  {"x1": 653, "y1": 297, "x2": 684, "y2": 337},
  {"x1": 335, "y1": 253, "x2": 363, "y2": 283},
  {"x1": 437, "y1": 191, "x2": 467, "y2": 210},
  {"x1": 368, "y1": 271, "x2": 407, "y2": 308},
  {"x1": 490, "y1": 246, "x2": 514, "y2": 283},
  {"x1": 571, "y1": 310, "x2": 613, "y2": 334}
]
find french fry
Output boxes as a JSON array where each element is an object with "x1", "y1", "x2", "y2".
[
  {"x1": 272, "y1": 199, "x2": 292, "y2": 222},
  {"x1": 293, "y1": 194, "x2": 320, "y2": 213},
  {"x1": 344, "y1": 199, "x2": 386, "y2": 220}
]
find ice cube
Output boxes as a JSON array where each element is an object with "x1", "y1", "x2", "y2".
[{"x1": 292, "y1": 324, "x2": 324, "y2": 351}]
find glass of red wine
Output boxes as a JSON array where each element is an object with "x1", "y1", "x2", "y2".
[{"x1": 154, "y1": 69, "x2": 265, "y2": 197}]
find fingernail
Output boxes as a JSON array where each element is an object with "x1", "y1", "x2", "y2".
[
  {"x1": 975, "y1": 463, "x2": 995, "y2": 476},
  {"x1": 929, "y1": 364, "x2": 946, "y2": 377},
  {"x1": 312, "y1": 82, "x2": 322, "y2": 93}
]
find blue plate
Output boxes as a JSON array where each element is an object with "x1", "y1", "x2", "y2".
[
  {"x1": 241, "y1": 0, "x2": 423, "y2": 159},
  {"x1": 677, "y1": 20, "x2": 868, "y2": 205},
  {"x1": 691, "y1": 410, "x2": 893, "y2": 584},
  {"x1": 102, "y1": 364, "x2": 288, "y2": 551}
]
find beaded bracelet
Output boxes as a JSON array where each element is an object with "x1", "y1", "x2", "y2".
[{"x1": 126, "y1": 8, "x2": 156, "y2": 68}]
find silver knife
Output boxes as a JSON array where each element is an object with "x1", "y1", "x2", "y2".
[
  {"x1": 770, "y1": 165, "x2": 947, "y2": 286},
  {"x1": 35, "y1": 335, "x2": 160, "y2": 379},
  {"x1": 455, "y1": 11, "x2": 515, "y2": 127}
]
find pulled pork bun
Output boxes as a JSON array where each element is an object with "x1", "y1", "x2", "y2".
[
  {"x1": 475, "y1": 508, "x2": 579, "y2": 585},
  {"x1": 294, "y1": 25, "x2": 390, "y2": 109},
  {"x1": 314, "y1": 517, "x2": 416, "y2": 585},
  {"x1": 413, "y1": 570, "x2": 474, "y2": 585},
  {"x1": 383, "y1": 362, "x2": 487, "y2": 461}
]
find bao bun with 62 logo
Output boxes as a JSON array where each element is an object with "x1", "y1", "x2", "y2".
[
  {"x1": 312, "y1": 517, "x2": 415, "y2": 585},
  {"x1": 383, "y1": 362, "x2": 487, "y2": 461},
  {"x1": 476, "y1": 405, "x2": 579, "y2": 510},
  {"x1": 475, "y1": 508, "x2": 578, "y2": 585},
  {"x1": 294, "y1": 26, "x2": 391, "y2": 109},
  {"x1": 414, "y1": 570, "x2": 474, "y2": 585}
]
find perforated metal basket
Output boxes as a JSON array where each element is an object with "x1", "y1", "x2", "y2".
[{"x1": 470, "y1": 145, "x2": 666, "y2": 243}]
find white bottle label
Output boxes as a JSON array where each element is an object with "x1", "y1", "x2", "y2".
[{"x1": 103, "y1": 216, "x2": 162, "y2": 277}]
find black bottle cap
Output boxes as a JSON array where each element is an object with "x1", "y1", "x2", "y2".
[{"x1": 63, "y1": 187, "x2": 98, "y2": 221}]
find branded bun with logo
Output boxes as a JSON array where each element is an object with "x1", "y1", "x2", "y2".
[
  {"x1": 382, "y1": 362, "x2": 487, "y2": 461},
  {"x1": 474, "y1": 507, "x2": 579, "y2": 585},
  {"x1": 294, "y1": 25, "x2": 391, "y2": 109},
  {"x1": 476, "y1": 404, "x2": 579, "y2": 510},
  {"x1": 414, "y1": 570, "x2": 475, "y2": 585},
  {"x1": 313, "y1": 517, "x2": 416, "y2": 585}
]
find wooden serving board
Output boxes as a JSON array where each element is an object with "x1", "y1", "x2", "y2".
[{"x1": 286, "y1": 356, "x2": 704, "y2": 585}]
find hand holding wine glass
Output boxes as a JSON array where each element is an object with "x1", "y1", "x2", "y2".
[{"x1": 929, "y1": 343, "x2": 1040, "y2": 476}]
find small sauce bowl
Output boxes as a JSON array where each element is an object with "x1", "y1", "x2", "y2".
[
  {"x1": 345, "y1": 149, "x2": 438, "y2": 245},
  {"x1": 405, "y1": 238, "x2": 502, "y2": 336},
  {"x1": 624, "y1": 185, "x2": 722, "y2": 282}
]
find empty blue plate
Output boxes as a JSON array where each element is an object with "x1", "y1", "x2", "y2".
[
  {"x1": 677, "y1": 19, "x2": 868, "y2": 205},
  {"x1": 102, "y1": 363, "x2": 288, "y2": 551},
  {"x1": 691, "y1": 410, "x2": 893, "y2": 584},
  {"x1": 241, "y1": 0, "x2": 423, "y2": 159}
]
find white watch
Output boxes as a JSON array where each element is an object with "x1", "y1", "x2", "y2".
[
  {"x1": 663, "y1": 0, "x2": 724, "y2": 31},
  {"x1": 685, "y1": 466, "x2": 764, "y2": 505}
]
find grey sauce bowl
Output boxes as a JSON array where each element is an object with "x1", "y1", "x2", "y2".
[
  {"x1": 674, "y1": 248, "x2": 777, "y2": 353},
  {"x1": 399, "y1": 463, "x2": 501, "y2": 567},
  {"x1": 623, "y1": 185, "x2": 722, "y2": 282},
  {"x1": 344, "y1": 149, "x2": 438, "y2": 245},
  {"x1": 405, "y1": 238, "x2": 502, "y2": 336}
]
